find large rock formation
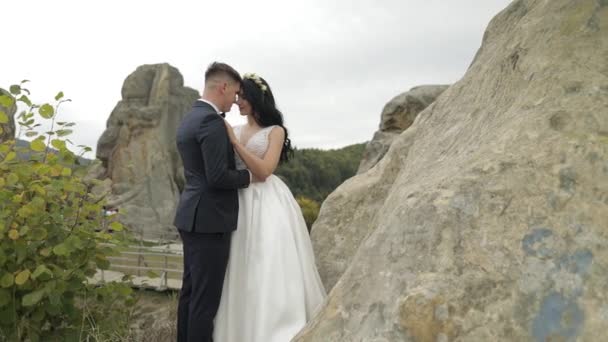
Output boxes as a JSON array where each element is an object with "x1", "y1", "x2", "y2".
[
  {"x1": 0, "y1": 89, "x2": 16, "y2": 143},
  {"x1": 91, "y1": 64, "x2": 199, "y2": 240},
  {"x1": 299, "y1": 0, "x2": 608, "y2": 340},
  {"x1": 358, "y1": 85, "x2": 448, "y2": 174}
]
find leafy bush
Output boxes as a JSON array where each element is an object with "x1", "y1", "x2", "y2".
[
  {"x1": 296, "y1": 196, "x2": 320, "y2": 230},
  {"x1": 0, "y1": 82, "x2": 135, "y2": 341}
]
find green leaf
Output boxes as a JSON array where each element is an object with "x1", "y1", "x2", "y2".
[
  {"x1": 31, "y1": 185, "x2": 45, "y2": 196},
  {"x1": 0, "y1": 248, "x2": 5, "y2": 267},
  {"x1": 95, "y1": 256, "x2": 110, "y2": 270},
  {"x1": 61, "y1": 167, "x2": 72, "y2": 177},
  {"x1": 0, "y1": 273, "x2": 14, "y2": 288},
  {"x1": 31, "y1": 307, "x2": 46, "y2": 322},
  {"x1": 0, "y1": 289, "x2": 10, "y2": 306},
  {"x1": 7, "y1": 173, "x2": 18, "y2": 185},
  {"x1": 19, "y1": 225, "x2": 30, "y2": 236},
  {"x1": 38, "y1": 104, "x2": 54, "y2": 119},
  {"x1": 0, "y1": 95, "x2": 14, "y2": 107},
  {"x1": 30, "y1": 228, "x2": 48, "y2": 240},
  {"x1": 18, "y1": 95, "x2": 32, "y2": 107},
  {"x1": 15, "y1": 269, "x2": 31, "y2": 286},
  {"x1": 3, "y1": 151, "x2": 16, "y2": 162},
  {"x1": 52, "y1": 243, "x2": 69, "y2": 256},
  {"x1": 25, "y1": 131, "x2": 38, "y2": 138},
  {"x1": 66, "y1": 236, "x2": 83, "y2": 250},
  {"x1": 46, "y1": 302, "x2": 61, "y2": 314},
  {"x1": 9, "y1": 84, "x2": 21, "y2": 95},
  {"x1": 51, "y1": 139, "x2": 66, "y2": 150},
  {"x1": 54, "y1": 91, "x2": 64, "y2": 101},
  {"x1": 31, "y1": 196, "x2": 45, "y2": 207},
  {"x1": 22, "y1": 289, "x2": 45, "y2": 306},
  {"x1": 0, "y1": 304, "x2": 16, "y2": 324},
  {"x1": 30, "y1": 139, "x2": 45, "y2": 152},
  {"x1": 0, "y1": 111, "x2": 8, "y2": 124},
  {"x1": 56, "y1": 129, "x2": 73, "y2": 137},
  {"x1": 116, "y1": 284, "x2": 133, "y2": 296},
  {"x1": 21, "y1": 79, "x2": 30, "y2": 84},
  {"x1": 32, "y1": 265, "x2": 53, "y2": 280},
  {"x1": 109, "y1": 221, "x2": 124, "y2": 231},
  {"x1": 15, "y1": 242, "x2": 27, "y2": 264},
  {"x1": 8, "y1": 229, "x2": 19, "y2": 240}
]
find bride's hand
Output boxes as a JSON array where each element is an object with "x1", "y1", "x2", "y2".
[{"x1": 223, "y1": 120, "x2": 238, "y2": 145}]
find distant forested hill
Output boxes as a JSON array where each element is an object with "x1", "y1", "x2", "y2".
[{"x1": 276, "y1": 143, "x2": 366, "y2": 204}]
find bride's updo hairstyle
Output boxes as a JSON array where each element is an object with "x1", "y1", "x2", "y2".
[{"x1": 240, "y1": 73, "x2": 293, "y2": 163}]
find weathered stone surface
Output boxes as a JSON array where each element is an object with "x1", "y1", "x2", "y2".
[
  {"x1": 299, "y1": 0, "x2": 608, "y2": 340},
  {"x1": 358, "y1": 85, "x2": 448, "y2": 174},
  {"x1": 92, "y1": 63, "x2": 199, "y2": 240},
  {"x1": 310, "y1": 127, "x2": 419, "y2": 292},
  {"x1": 0, "y1": 89, "x2": 16, "y2": 143}
]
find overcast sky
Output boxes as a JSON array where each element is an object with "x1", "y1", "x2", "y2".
[{"x1": 2, "y1": 0, "x2": 512, "y2": 158}]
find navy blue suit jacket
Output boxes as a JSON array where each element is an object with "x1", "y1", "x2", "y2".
[{"x1": 173, "y1": 101, "x2": 250, "y2": 233}]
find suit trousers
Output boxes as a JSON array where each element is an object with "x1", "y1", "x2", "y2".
[{"x1": 177, "y1": 230, "x2": 231, "y2": 342}]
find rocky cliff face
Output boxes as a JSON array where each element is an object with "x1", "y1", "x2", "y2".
[
  {"x1": 90, "y1": 64, "x2": 199, "y2": 240},
  {"x1": 358, "y1": 85, "x2": 448, "y2": 174},
  {"x1": 299, "y1": 0, "x2": 608, "y2": 340},
  {"x1": 0, "y1": 89, "x2": 16, "y2": 143}
]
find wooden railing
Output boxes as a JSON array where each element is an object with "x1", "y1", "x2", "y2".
[{"x1": 94, "y1": 229, "x2": 184, "y2": 291}]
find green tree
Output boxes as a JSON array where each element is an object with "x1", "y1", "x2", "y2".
[
  {"x1": 276, "y1": 143, "x2": 366, "y2": 203},
  {"x1": 0, "y1": 82, "x2": 135, "y2": 341}
]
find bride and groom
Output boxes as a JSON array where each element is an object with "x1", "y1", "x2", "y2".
[{"x1": 173, "y1": 62, "x2": 326, "y2": 342}]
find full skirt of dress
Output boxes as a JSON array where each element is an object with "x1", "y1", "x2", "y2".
[{"x1": 214, "y1": 175, "x2": 326, "y2": 342}]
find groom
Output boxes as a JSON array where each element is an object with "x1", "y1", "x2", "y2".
[{"x1": 174, "y1": 62, "x2": 252, "y2": 342}]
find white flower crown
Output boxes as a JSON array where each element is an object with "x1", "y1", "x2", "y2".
[{"x1": 243, "y1": 73, "x2": 268, "y2": 93}]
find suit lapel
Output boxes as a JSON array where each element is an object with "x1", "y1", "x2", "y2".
[{"x1": 193, "y1": 100, "x2": 235, "y2": 168}]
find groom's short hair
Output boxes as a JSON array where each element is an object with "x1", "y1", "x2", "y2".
[{"x1": 205, "y1": 62, "x2": 242, "y2": 85}]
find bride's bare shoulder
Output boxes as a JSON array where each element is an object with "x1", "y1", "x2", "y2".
[{"x1": 268, "y1": 126, "x2": 285, "y2": 141}]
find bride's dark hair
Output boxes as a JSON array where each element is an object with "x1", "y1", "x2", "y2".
[{"x1": 240, "y1": 75, "x2": 293, "y2": 163}]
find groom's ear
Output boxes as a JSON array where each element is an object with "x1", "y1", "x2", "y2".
[{"x1": 218, "y1": 81, "x2": 227, "y2": 94}]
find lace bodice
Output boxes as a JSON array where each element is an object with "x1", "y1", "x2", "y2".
[{"x1": 234, "y1": 125, "x2": 276, "y2": 170}]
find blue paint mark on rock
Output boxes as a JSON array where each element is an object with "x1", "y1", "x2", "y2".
[
  {"x1": 522, "y1": 230, "x2": 594, "y2": 340},
  {"x1": 532, "y1": 292, "x2": 584, "y2": 342},
  {"x1": 558, "y1": 249, "x2": 593, "y2": 275},
  {"x1": 522, "y1": 228, "x2": 554, "y2": 257}
]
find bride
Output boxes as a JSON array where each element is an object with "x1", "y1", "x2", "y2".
[{"x1": 213, "y1": 73, "x2": 327, "y2": 341}]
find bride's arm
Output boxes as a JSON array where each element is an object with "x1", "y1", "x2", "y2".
[{"x1": 226, "y1": 124, "x2": 285, "y2": 181}]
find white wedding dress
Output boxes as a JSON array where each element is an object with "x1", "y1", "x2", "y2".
[{"x1": 213, "y1": 125, "x2": 327, "y2": 342}]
